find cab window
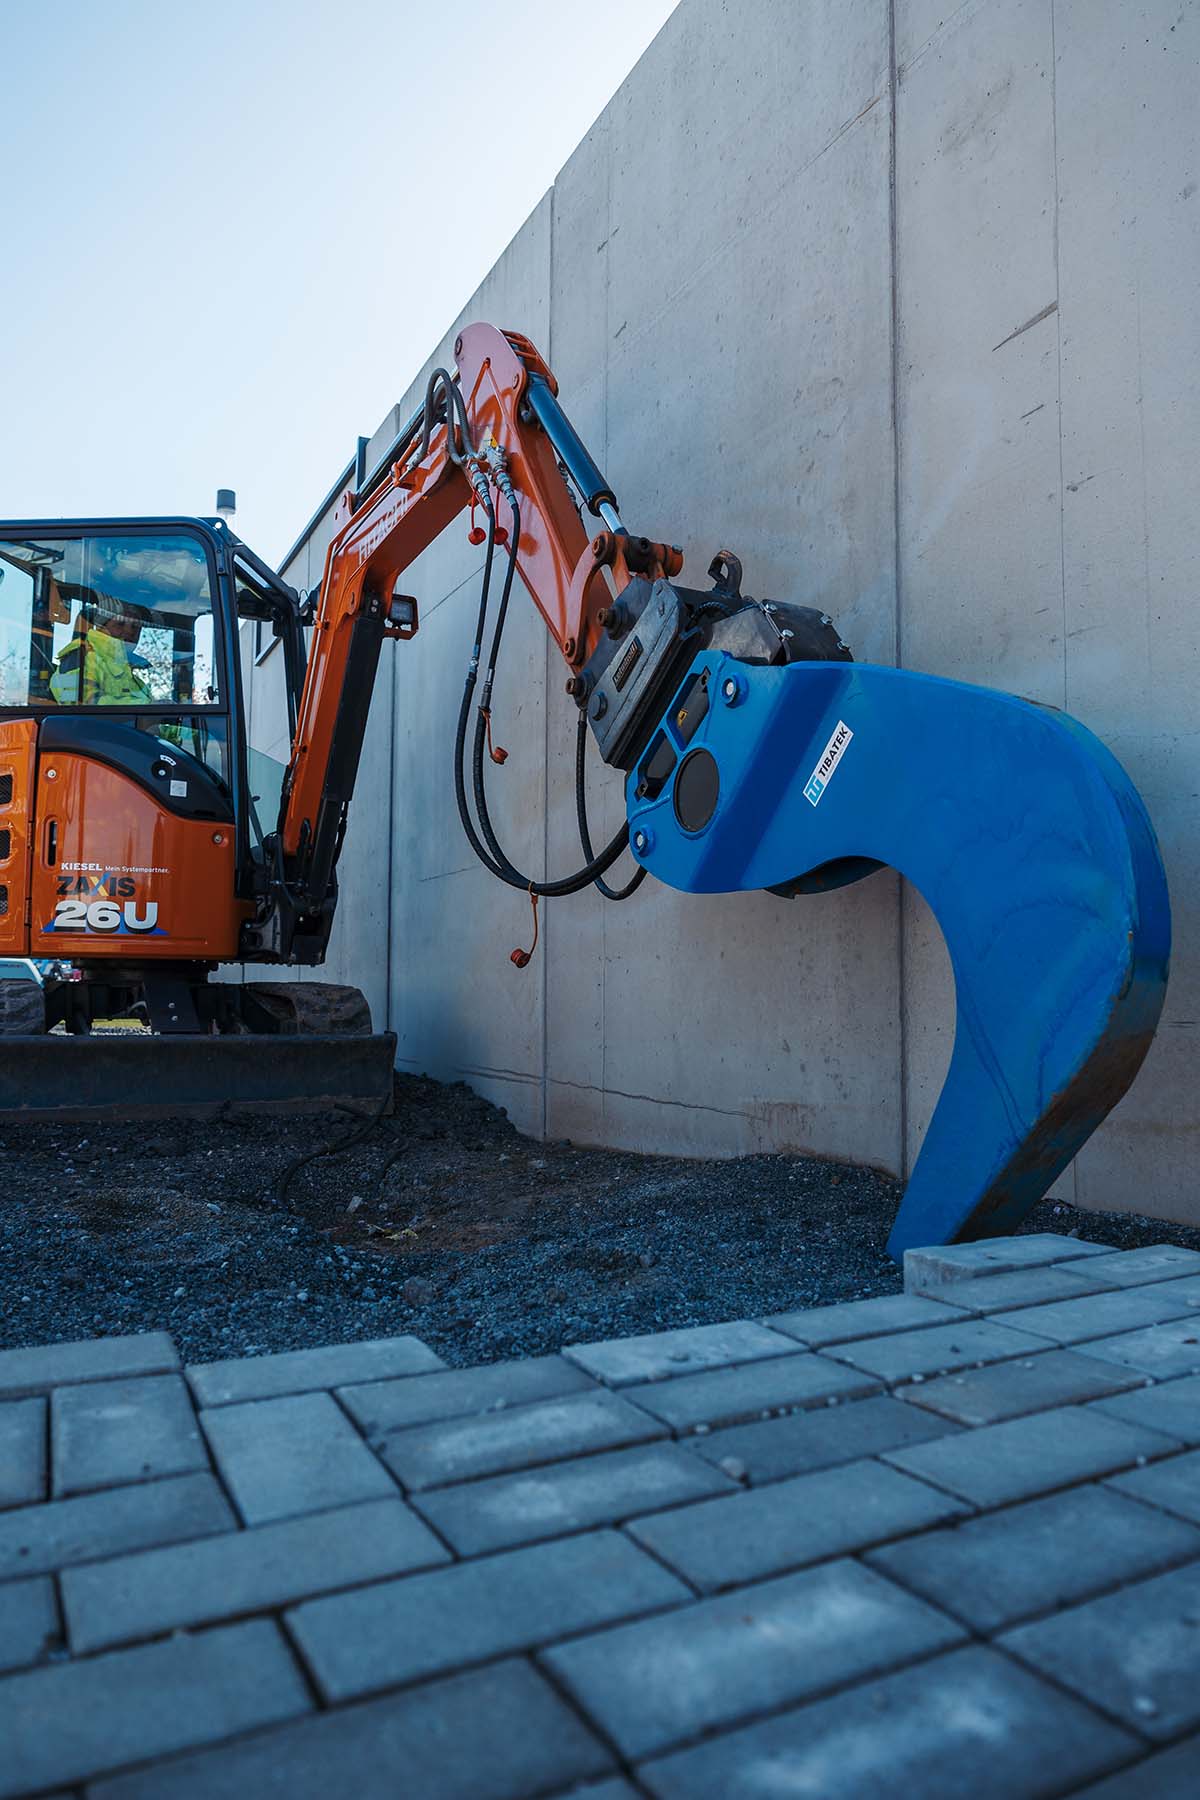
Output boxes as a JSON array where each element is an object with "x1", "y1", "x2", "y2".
[{"x1": 0, "y1": 533, "x2": 219, "y2": 709}]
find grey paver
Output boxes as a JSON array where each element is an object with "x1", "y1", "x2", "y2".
[
  {"x1": 89, "y1": 1658, "x2": 610, "y2": 1800},
  {"x1": 187, "y1": 1334, "x2": 445, "y2": 1407},
  {"x1": 288, "y1": 1528, "x2": 689, "y2": 1702},
  {"x1": 1072, "y1": 1735, "x2": 1200, "y2": 1798},
  {"x1": 200, "y1": 1390, "x2": 396, "y2": 1523},
  {"x1": 51, "y1": 1374, "x2": 206, "y2": 1497},
  {"x1": 903, "y1": 1233, "x2": 1114, "y2": 1295},
  {"x1": 62, "y1": 1496, "x2": 450, "y2": 1654},
  {"x1": 828, "y1": 1316, "x2": 1047, "y2": 1382},
  {"x1": 766, "y1": 1292, "x2": 966, "y2": 1346},
  {"x1": 624, "y1": 1350, "x2": 879, "y2": 1433},
  {"x1": 899, "y1": 1347, "x2": 1141, "y2": 1426},
  {"x1": 935, "y1": 1264, "x2": 1116, "y2": 1312},
  {"x1": 690, "y1": 1393, "x2": 961, "y2": 1483},
  {"x1": 1001, "y1": 1559, "x2": 1200, "y2": 1740},
  {"x1": 0, "y1": 1396, "x2": 45, "y2": 1508},
  {"x1": 0, "y1": 1619, "x2": 309, "y2": 1799},
  {"x1": 379, "y1": 1388, "x2": 666, "y2": 1491},
  {"x1": 1108, "y1": 1446, "x2": 1200, "y2": 1525},
  {"x1": 1062, "y1": 1244, "x2": 1200, "y2": 1287},
  {"x1": 867, "y1": 1483, "x2": 1200, "y2": 1631},
  {"x1": 0, "y1": 1576, "x2": 60, "y2": 1674},
  {"x1": 628, "y1": 1455, "x2": 969, "y2": 1591},
  {"x1": 0, "y1": 1332, "x2": 178, "y2": 1400},
  {"x1": 0, "y1": 1471, "x2": 234, "y2": 1579},
  {"x1": 1073, "y1": 1316, "x2": 1200, "y2": 1379},
  {"x1": 542, "y1": 1558, "x2": 964, "y2": 1760},
  {"x1": 412, "y1": 1440, "x2": 734, "y2": 1555},
  {"x1": 992, "y1": 1284, "x2": 1199, "y2": 1347},
  {"x1": 562, "y1": 1319, "x2": 794, "y2": 1386},
  {"x1": 884, "y1": 1404, "x2": 1174, "y2": 1507},
  {"x1": 639, "y1": 1644, "x2": 1138, "y2": 1800},
  {"x1": 1089, "y1": 1374, "x2": 1200, "y2": 1442},
  {"x1": 337, "y1": 1353, "x2": 595, "y2": 1437}
]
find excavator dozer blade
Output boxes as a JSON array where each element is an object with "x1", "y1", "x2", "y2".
[
  {"x1": 0, "y1": 1032, "x2": 397, "y2": 1122},
  {"x1": 627, "y1": 656, "x2": 1170, "y2": 1259}
]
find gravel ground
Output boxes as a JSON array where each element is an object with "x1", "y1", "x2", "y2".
[{"x1": 3, "y1": 1073, "x2": 1197, "y2": 1368}]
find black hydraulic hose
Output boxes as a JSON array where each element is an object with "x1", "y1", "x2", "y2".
[{"x1": 574, "y1": 715, "x2": 647, "y2": 901}]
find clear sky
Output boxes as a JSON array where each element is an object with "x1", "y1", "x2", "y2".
[{"x1": 2, "y1": 0, "x2": 678, "y2": 563}]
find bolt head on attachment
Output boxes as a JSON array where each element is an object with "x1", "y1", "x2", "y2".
[
  {"x1": 633, "y1": 827, "x2": 653, "y2": 856},
  {"x1": 721, "y1": 672, "x2": 747, "y2": 707},
  {"x1": 565, "y1": 675, "x2": 588, "y2": 699}
]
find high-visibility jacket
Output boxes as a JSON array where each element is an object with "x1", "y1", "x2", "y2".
[{"x1": 50, "y1": 627, "x2": 151, "y2": 706}]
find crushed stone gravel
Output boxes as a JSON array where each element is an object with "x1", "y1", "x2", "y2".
[{"x1": 2, "y1": 1074, "x2": 1196, "y2": 1368}]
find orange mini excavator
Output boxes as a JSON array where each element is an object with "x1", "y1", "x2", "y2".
[{"x1": 0, "y1": 324, "x2": 1169, "y2": 1252}]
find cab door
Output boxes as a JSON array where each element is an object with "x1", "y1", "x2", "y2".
[{"x1": 0, "y1": 719, "x2": 36, "y2": 954}]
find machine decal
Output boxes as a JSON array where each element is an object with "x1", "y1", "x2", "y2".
[
  {"x1": 804, "y1": 719, "x2": 853, "y2": 806},
  {"x1": 44, "y1": 870, "x2": 164, "y2": 935}
]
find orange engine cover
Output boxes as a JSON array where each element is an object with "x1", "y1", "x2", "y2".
[
  {"x1": 29, "y1": 751, "x2": 244, "y2": 961},
  {"x1": 0, "y1": 719, "x2": 37, "y2": 956}
]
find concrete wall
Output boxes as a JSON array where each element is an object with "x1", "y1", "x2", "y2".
[{"x1": 246, "y1": 0, "x2": 1200, "y2": 1225}]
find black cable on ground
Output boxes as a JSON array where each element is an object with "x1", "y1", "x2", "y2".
[{"x1": 273, "y1": 1091, "x2": 392, "y2": 1209}]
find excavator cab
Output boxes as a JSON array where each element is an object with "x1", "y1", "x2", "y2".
[{"x1": 0, "y1": 517, "x2": 390, "y2": 1116}]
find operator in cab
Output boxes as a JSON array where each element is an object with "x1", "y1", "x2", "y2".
[{"x1": 50, "y1": 596, "x2": 155, "y2": 705}]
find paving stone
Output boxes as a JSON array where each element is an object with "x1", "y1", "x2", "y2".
[
  {"x1": 0, "y1": 1396, "x2": 45, "y2": 1508},
  {"x1": 0, "y1": 1576, "x2": 60, "y2": 1673},
  {"x1": 558, "y1": 1783, "x2": 640, "y2": 1800},
  {"x1": 1089, "y1": 1374, "x2": 1200, "y2": 1442},
  {"x1": 0, "y1": 1471, "x2": 234, "y2": 1579},
  {"x1": 1062, "y1": 1244, "x2": 1200, "y2": 1287},
  {"x1": 187, "y1": 1334, "x2": 445, "y2": 1406},
  {"x1": 766, "y1": 1293, "x2": 967, "y2": 1347},
  {"x1": 828, "y1": 1316, "x2": 1047, "y2": 1382},
  {"x1": 562, "y1": 1319, "x2": 794, "y2": 1386},
  {"x1": 624, "y1": 1351, "x2": 879, "y2": 1433},
  {"x1": 378, "y1": 1389, "x2": 666, "y2": 1491},
  {"x1": 898, "y1": 1348, "x2": 1142, "y2": 1426},
  {"x1": 885, "y1": 1405, "x2": 1174, "y2": 1507},
  {"x1": 1071, "y1": 1735, "x2": 1200, "y2": 1798},
  {"x1": 62, "y1": 1496, "x2": 450, "y2": 1654},
  {"x1": 1073, "y1": 1315, "x2": 1200, "y2": 1379},
  {"x1": 89, "y1": 1658, "x2": 611, "y2": 1800},
  {"x1": 638, "y1": 1644, "x2": 1138, "y2": 1800},
  {"x1": 1108, "y1": 1447, "x2": 1200, "y2": 1526},
  {"x1": 337, "y1": 1353, "x2": 595, "y2": 1437},
  {"x1": 627, "y1": 1456, "x2": 969, "y2": 1592},
  {"x1": 992, "y1": 1284, "x2": 1199, "y2": 1346},
  {"x1": 935, "y1": 1264, "x2": 1116, "y2": 1313},
  {"x1": 288, "y1": 1528, "x2": 689, "y2": 1701},
  {"x1": 0, "y1": 1332, "x2": 178, "y2": 1400},
  {"x1": 200, "y1": 1390, "x2": 396, "y2": 1524},
  {"x1": 1001, "y1": 1559, "x2": 1200, "y2": 1740},
  {"x1": 541, "y1": 1558, "x2": 964, "y2": 1761},
  {"x1": 867, "y1": 1484, "x2": 1200, "y2": 1632},
  {"x1": 412, "y1": 1441, "x2": 735, "y2": 1555},
  {"x1": 904, "y1": 1233, "x2": 1115, "y2": 1295},
  {"x1": 689, "y1": 1394, "x2": 961, "y2": 1483},
  {"x1": 51, "y1": 1375, "x2": 206, "y2": 1497},
  {"x1": 0, "y1": 1619, "x2": 309, "y2": 1799}
]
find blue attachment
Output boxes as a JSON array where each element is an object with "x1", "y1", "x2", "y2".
[{"x1": 626, "y1": 655, "x2": 1171, "y2": 1259}]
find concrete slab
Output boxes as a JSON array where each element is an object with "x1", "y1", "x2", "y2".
[
  {"x1": 1001, "y1": 1560, "x2": 1200, "y2": 1740},
  {"x1": 0, "y1": 1472, "x2": 234, "y2": 1580},
  {"x1": 200, "y1": 1392, "x2": 397, "y2": 1525},
  {"x1": 898, "y1": 1348, "x2": 1142, "y2": 1427},
  {"x1": 885, "y1": 1406, "x2": 1176, "y2": 1509},
  {"x1": 1088, "y1": 1375, "x2": 1200, "y2": 1444},
  {"x1": 562, "y1": 1320, "x2": 795, "y2": 1387},
  {"x1": 766, "y1": 1293, "x2": 966, "y2": 1346},
  {"x1": 51, "y1": 1375, "x2": 206, "y2": 1497},
  {"x1": 1062, "y1": 1246, "x2": 1200, "y2": 1288},
  {"x1": 829, "y1": 1316, "x2": 1049, "y2": 1382},
  {"x1": 0, "y1": 1576, "x2": 59, "y2": 1675},
  {"x1": 0, "y1": 1397, "x2": 45, "y2": 1509},
  {"x1": 542, "y1": 1559, "x2": 964, "y2": 1761},
  {"x1": 1073, "y1": 1317, "x2": 1200, "y2": 1380},
  {"x1": 1072, "y1": 1736, "x2": 1200, "y2": 1800},
  {"x1": 61, "y1": 1497, "x2": 450, "y2": 1655},
  {"x1": 627, "y1": 1456, "x2": 969, "y2": 1592},
  {"x1": 639, "y1": 1644, "x2": 1138, "y2": 1800},
  {"x1": 867, "y1": 1483, "x2": 1200, "y2": 1632},
  {"x1": 187, "y1": 1336, "x2": 444, "y2": 1407},
  {"x1": 88, "y1": 1658, "x2": 611, "y2": 1800},
  {"x1": 624, "y1": 1351, "x2": 879, "y2": 1434},
  {"x1": 991, "y1": 1285, "x2": 1200, "y2": 1347},
  {"x1": 1107, "y1": 1448, "x2": 1200, "y2": 1528},
  {"x1": 933, "y1": 1265, "x2": 1118, "y2": 1313},
  {"x1": 336, "y1": 1354, "x2": 595, "y2": 1438},
  {"x1": 689, "y1": 1393, "x2": 961, "y2": 1484},
  {"x1": 287, "y1": 1529, "x2": 689, "y2": 1702},
  {"x1": 411, "y1": 1440, "x2": 735, "y2": 1556},
  {"x1": 902, "y1": 1237, "x2": 1114, "y2": 1296},
  {"x1": 0, "y1": 1333, "x2": 178, "y2": 1401}
]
